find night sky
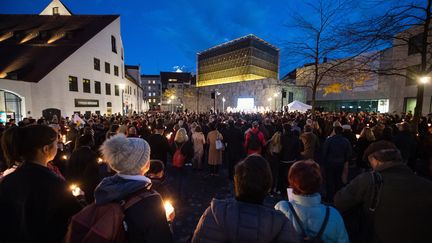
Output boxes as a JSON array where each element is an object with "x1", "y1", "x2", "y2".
[{"x1": 0, "y1": 0, "x2": 416, "y2": 76}]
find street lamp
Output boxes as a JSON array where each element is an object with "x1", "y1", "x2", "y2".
[
  {"x1": 119, "y1": 84, "x2": 125, "y2": 116},
  {"x1": 414, "y1": 75, "x2": 431, "y2": 131},
  {"x1": 222, "y1": 97, "x2": 226, "y2": 112},
  {"x1": 420, "y1": 76, "x2": 431, "y2": 84}
]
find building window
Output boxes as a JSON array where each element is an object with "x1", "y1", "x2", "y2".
[
  {"x1": 153, "y1": 80, "x2": 156, "y2": 84},
  {"x1": 153, "y1": 92, "x2": 156, "y2": 96},
  {"x1": 52, "y1": 7, "x2": 59, "y2": 15},
  {"x1": 105, "y1": 83, "x2": 111, "y2": 95},
  {"x1": 95, "y1": 81, "x2": 101, "y2": 94},
  {"x1": 115, "y1": 85, "x2": 119, "y2": 96},
  {"x1": 134, "y1": 89, "x2": 136, "y2": 96},
  {"x1": 148, "y1": 80, "x2": 151, "y2": 84},
  {"x1": 111, "y1": 35, "x2": 117, "y2": 53},
  {"x1": 83, "y1": 79, "x2": 91, "y2": 93},
  {"x1": 408, "y1": 33, "x2": 423, "y2": 55},
  {"x1": 121, "y1": 48, "x2": 124, "y2": 60},
  {"x1": 114, "y1": 65, "x2": 119, "y2": 76},
  {"x1": 148, "y1": 87, "x2": 151, "y2": 90},
  {"x1": 94, "y1": 58, "x2": 100, "y2": 71},
  {"x1": 105, "y1": 62, "x2": 110, "y2": 74},
  {"x1": 406, "y1": 64, "x2": 421, "y2": 86},
  {"x1": 148, "y1": 92, "x2": 152, "y2": 96},
  {"x1": 168, "y1": 78, "x2": 177, "y2": 82},
  {"x1": 69, "y1": 76, "x2": 78, "y2": 91}
]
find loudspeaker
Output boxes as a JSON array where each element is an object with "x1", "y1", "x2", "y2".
[{"x1": 211, "y1": 92, "x2": 215, "y2": 99}]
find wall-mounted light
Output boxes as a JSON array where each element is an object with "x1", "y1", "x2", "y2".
[
  {"x1": 0, "y1": 32, "x2": 13, "y2": 42},
  {"x1": 20, "y1": 31, "x2": 39, "y2": 44}
]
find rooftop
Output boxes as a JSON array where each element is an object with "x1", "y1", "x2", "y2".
[{"x1": 0, "y1": 14, "x2": 118, "y2": 82}]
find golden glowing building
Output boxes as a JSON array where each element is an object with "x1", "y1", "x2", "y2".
[{"x1": 197, "y1": 34, "x2": 279, "y2": 87}]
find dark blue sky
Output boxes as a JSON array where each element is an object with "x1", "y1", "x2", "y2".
[{"x1": 0, "y1": 0, "x2": 414, "y2": 76}]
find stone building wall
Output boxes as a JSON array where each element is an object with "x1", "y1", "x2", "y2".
[{"x1": 183, "y1": 78, "x2": 307, "y2": 112}]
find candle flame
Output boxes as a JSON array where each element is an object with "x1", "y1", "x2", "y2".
[{"x1": 164, "y1": 200, "x2": 174, "y2": 221}]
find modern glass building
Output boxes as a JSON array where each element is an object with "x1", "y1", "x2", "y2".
[{"x1": 197, "y1": 34, "x2": 279, "y2": 87}]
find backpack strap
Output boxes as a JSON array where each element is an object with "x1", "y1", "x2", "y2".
[
  {"x1": 315, "y1": 206, "x2": 330, "y2": 239},
  {"x1": 287, "y1": 202, "x2": 308, "y2": 238},
  {"x1": 369, "y1": 171, "x2": 383, "y2": 212},
  {"x1": 121, "y1": 189, "x2": 159, "y2": 211}
]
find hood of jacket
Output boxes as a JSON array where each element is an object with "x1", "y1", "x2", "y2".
[
  {"x1": 94, "y1": 174, "x2": 151, "y2": 205},
  {"x1": 209, "y1": 198, "x2": 287, "y2": 242}
]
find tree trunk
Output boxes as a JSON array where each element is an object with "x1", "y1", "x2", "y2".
[{"x1": 413, "y1": 0, "x2": 431, "y2": 132}]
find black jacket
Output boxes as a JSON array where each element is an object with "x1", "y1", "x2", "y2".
[
  {"x1": 281, "y1": 133, "x2": 303, "y2": 162},
  {"x1": 147, "y1": 134, "x2": 172, "y2": 165},
  {"x1": 94, "y1": 175, "x2": 172, "y2": 243},
  {"x1": 334, "y1": 162, "x2": 432, "y2": 243},
  {"x1": 0, "y1": 162, "x2": 82, "y2": 243},
  {"x1": 66, "y1": 146, "x2": 100, "y2": 202},
  {"x1": 223, "y1": 125, "x2": 245, "y2": 161}
]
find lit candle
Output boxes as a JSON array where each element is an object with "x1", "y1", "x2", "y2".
[
  {"x1": 166, "y1": 132, "x2": 172, "y2": 140},
  {"x1": 428, "y1": 123, "x2": 431, "y2": 127},
  {"x1": 367, "y1": 123, "x2": 370, "y2": 127},
  {"x1": 164, "y1": 200, "x2": 175, "y2": 221},
  {"x1": 97, "y1": 157, "x2": 103, "y2": 163},
  {"x1": 62, "y1": 155, "x2": 68, "y2": 160},
  {"x1": 69, "y1": 184, "x2": 82, "y2": 197},
  {"x1": 356, "y1": 134, "x2": 360, "y2": 139}
]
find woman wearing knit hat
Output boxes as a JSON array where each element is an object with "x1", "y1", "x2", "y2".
[
  {"x1": 94, "y1": 134, "x2": 172, "y2": 243},
  {"x1": 275, "y1": 160, "x2": 349, "y2": 243}
]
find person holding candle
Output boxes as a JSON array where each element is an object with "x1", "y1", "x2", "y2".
[
  {"x1": 0, "y1": 125, "x2": 82, "y2": 243},
  {"x1": 95, "y1": 133, "x2": 172, "y2": 242}
]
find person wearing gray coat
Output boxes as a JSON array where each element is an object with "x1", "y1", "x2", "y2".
[{"x1": 192, "y1": 154, "x2": 299, "y2": 243}]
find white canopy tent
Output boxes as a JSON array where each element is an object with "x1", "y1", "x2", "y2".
[{"x1": 288, "y1": 100, "x2": 312, "y2": 113}]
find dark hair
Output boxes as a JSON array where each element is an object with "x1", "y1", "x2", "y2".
[
  {"x1": 234, "y1": 154, "x2": 272, "y2": 204},
  {"x1": 304, "y1": 124, "x2": 312, "y2": 133},
  {"x1": 195, "y1": 125, "x2": 202, "y2": 133},
  {"x1": 147, "y1": 160, "x2": 165, "y2": 175},
  {"x1": 289, "y1": 160, "x2": 322, "y2": 195},
  {"x1": 1, "y1": 125, "x2": 57, "y2": 166},
  {"x1": 334, "y1": 126, "x2": 343, "y2": 134}
]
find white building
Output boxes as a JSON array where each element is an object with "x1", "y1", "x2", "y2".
[{"x1": 0, "y1": 0, "x2": 142, "y2": 121}]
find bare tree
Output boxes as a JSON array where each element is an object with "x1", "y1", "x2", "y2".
[
  {"x1": 283, "y1": 0, "x2": 380, "y2": 112},
  {"x1": 348, "y1": 0, "x2": 431, "y2": 127}
]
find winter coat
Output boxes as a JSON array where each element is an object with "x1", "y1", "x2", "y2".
[
  {"x1": 299, "y1": 132, "x2": 320, "y2": 160},
  {"x1": 66, "y1": 146, "x2": 100, "y2": 202},
  {"x1": 281, "y1": 134, "x2": 303, "y2": 162},
  {"x1": 192, "y1": 198, "x2": 299, "y2": 243},
  {"x1": 0, "y1": 162, "x2": 82, "y2": 243},
  {"x1": 223, "y1": 125, "x2": 245, "y2": 161},
  {"x1": 275, "y1": 194, "x2": 349, "y2": 243},
  {"x1": 94, "y1": 174, "x2": 172, "y2": 243},
  {"x1": 148, "y1": 133, "x2": 172, "y2": 166},
  {"x1": 334, "y1": 162, "x2": 432, "y2": 243},
  {"x1": 207, "y1": 130, "x2": 223, "y2": 165},
  {"x1": 392, "y1": 131, "x2": 417, "y2": 163},
  {"x1": 322, "y1": 134, "x2": 352, "y2": 165},
  {"x1": 244, "y1": 128, "x2": 266, "y2": 155}
]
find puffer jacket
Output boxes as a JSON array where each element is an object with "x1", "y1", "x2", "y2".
[{"x1": 192, "y1": 198, "x2": 299, "y2": 243}]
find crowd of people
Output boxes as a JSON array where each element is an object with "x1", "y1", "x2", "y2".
[{"x1": 0, "y1": 110, "x2": 431, "y2": 243}]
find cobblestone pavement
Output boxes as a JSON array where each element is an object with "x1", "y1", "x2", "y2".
[{"x1": 165, "y1": 165, "x2": 282, "y2": 243}]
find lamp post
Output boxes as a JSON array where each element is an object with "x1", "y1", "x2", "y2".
[
  {"x1": 414, "y1": 75, "x2": 430, "y2": 130},
  {"x1": 222, "y1": 97, "x2": 226, "y2": 112},
  {"x1": 119, "y1": 84, "x2": 125, "y2": 116}
]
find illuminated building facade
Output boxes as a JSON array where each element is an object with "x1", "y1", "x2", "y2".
[{"x1": 197, "y1": 34, "x2": 279, "y2": 87}]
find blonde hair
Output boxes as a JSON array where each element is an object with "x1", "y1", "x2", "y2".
[
  {"x1": 269, "y1": 131, "x2": 282, "y2": 154},
  {"x1": 174, "y1": 128, "x2": 189, "y2": 143},
  {"x1": 360, "y1": 127, "x2": 376, "y2": 142}
]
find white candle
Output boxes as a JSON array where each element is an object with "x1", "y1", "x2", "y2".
[{"x1": 164, "y1": 201, "x2": 174, "y2": 221}]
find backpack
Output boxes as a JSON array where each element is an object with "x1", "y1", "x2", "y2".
[
  {"x1": 172, "y1": 144, "x2": 186, "y2": 168},
  {"x1": 247, "y1": 131, "x2": 261, "y2": 150},
  {"x1": 64, "y1": 190, "x2": 157, "y2": 243},
  {"x1": 287, "y1": 202, "x2": 330, "y2": 243}
]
